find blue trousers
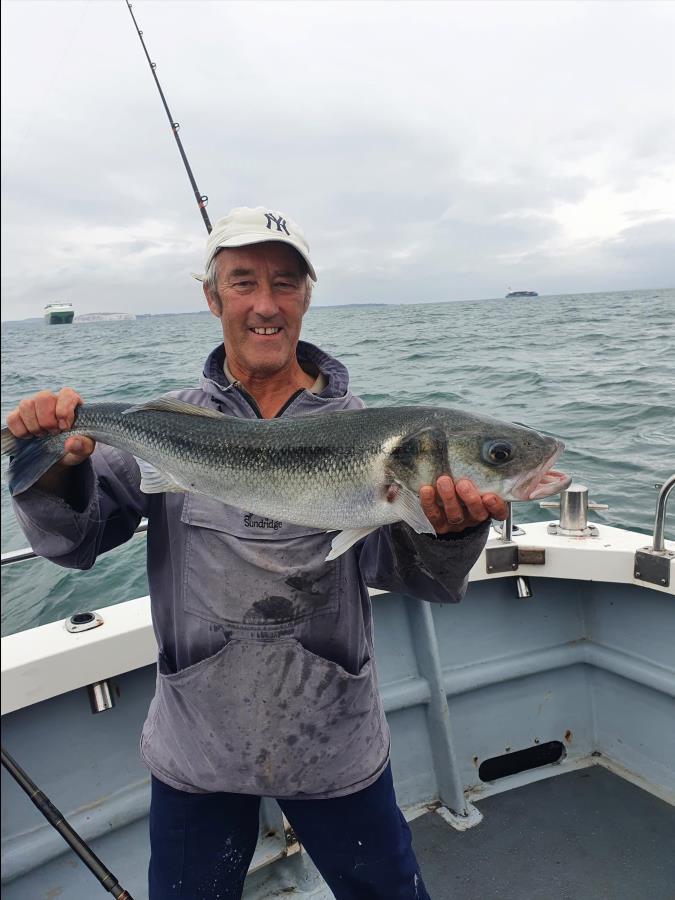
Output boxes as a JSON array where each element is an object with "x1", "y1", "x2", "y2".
[{"x1": 149, "y1": 763, "x2": 431, "y2": 899}]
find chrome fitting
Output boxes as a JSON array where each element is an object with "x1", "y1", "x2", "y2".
[
  {"x1": 540, "y1": 484, "x2": 608, "y2": 537},
  {"x1": 492, "y1": 503, "x2": 525, "y2": 540},
  {"x1": 65, "y1": 611, "x2": 103, "y2": 633},
  {"x1": 515, "y1": 576, "x2": 533, "y2": 599},
  {"x1": 87, "y1": 681, "x2": 115, "y2": 714},
  {"x1": 634, "y1": 474, "x2": 675, "y2": 587}
]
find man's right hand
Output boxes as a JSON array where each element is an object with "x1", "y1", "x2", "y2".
[{"x1": 6, "y1": 388, "x2": 95, "y2": 467}]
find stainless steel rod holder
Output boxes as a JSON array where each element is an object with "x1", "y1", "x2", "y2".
[{"x1": 651, "y1": 474, "x2": 674, "y2": 552}]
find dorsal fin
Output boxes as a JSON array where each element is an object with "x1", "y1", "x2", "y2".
[{"x1": 123, "y1": 396, "x2": 227, "y2": 419}]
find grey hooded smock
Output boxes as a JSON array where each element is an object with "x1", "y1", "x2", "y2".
[{"x1": 12, "y1": 342, "x2": 490, "y2": 799}]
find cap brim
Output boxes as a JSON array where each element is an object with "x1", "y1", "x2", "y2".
[{"x1": 205, "y1": 233, "x2": 316, "y2": 281}]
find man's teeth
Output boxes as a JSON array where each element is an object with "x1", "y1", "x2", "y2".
[{"x1": 252, "y1": 327, "x2": 281, "y2": 335}]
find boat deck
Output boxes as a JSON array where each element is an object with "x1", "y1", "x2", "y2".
[
  {"x1": 2, "y1": 533, "x2": 673, "y2": 899},
  {"x1": 4, "y1": 765, "x2": 673, "y2": 899},
  {"x1": 411, "y1": 766, "x2": 675, "y2": 900}
]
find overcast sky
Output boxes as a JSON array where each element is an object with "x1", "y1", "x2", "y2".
[{"x1": 1, "y1": 0, "x2": 674, "y2": 320}]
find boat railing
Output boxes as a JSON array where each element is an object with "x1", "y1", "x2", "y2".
[
  {"x1": 1, "y1": 478, "x2": 674, "y2": 567},
  {"x1": 1, "y1": 520, "x2": 149, "y2": 567}
]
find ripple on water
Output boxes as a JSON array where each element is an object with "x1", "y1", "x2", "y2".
[{"x1": 2, "y1": 288, "x2": 673, "y2": 634}]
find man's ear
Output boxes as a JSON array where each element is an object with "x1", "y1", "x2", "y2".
[{"x1": 203, "y1": 283, "x2": 222, "y2": 317}]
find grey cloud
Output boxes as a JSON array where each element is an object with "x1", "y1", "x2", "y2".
[
  {"x1": 606, "y1": 217, "x2": 675, "y2": 261},
  {"x1": 1, "y1": 0, "x2": 674, "y2": 320}
]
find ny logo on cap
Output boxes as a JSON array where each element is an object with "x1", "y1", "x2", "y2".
[{"x1": 264, "y1": 213, "x2": 290, "y2": 235}]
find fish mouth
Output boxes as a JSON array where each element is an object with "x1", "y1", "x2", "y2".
[{"x1": 511, "y1": 442, "x2": 572, "y2": 501}]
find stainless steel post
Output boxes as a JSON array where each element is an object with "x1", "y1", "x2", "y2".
[
  {"x1": 541, "y1": 484, "x2": 608, "y2": 537},
  {"x1": 652, "y1": 475, "x2": 675, "y2": 553},
  {"x1": 558, "y1": 484, "x2": 589, "y2": 532},
  {"x1": 502, "y1": 503, "x2": 513, "y2": 542}
]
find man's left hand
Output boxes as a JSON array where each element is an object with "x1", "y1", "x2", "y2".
[{"x1": 419, "y1": 475, "x2": 509, "y2": 535}]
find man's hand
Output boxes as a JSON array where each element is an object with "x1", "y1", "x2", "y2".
[
  {"x1": 6, "y1": 388, "x2": 95, "y2": 467},
  {"x1": 420, "y1": 475, "x2": 508, "y2": 535}
]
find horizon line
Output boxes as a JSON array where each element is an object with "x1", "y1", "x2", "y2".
[{"x1": 2, "y1": 286, "x2": 672, "y2": 323}]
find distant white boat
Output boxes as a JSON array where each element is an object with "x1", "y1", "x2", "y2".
[
  {"x1": 43, "y1": 302, "x2": 74, "y2": 324},
  {"x1": 75, "y1": 312, "x2": 137, "y2": 323}
]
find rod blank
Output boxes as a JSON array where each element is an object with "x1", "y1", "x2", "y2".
[{"x1": 1, "y1": 747, "x2": 133, "y2": 898}]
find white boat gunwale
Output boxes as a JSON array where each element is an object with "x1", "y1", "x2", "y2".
[{"x1": 2, "y1": 521, "x2": 673, "y2": 717}]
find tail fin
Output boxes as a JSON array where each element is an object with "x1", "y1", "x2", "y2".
[
  {"x1": 1, "y1": 426, "x2": 20, "y2": 458},
  {"x1": 1, "y1": 427, "x2": 65, "y2": 496}
]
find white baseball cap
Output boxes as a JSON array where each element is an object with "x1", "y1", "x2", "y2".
[{"x1": 200, "y1": 206, "x2": 317, "y2": 282}]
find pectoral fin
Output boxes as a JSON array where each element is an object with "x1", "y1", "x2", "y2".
[
  {"x1": 383, "y1": 424, "x2": 446, "y2": 536},
  {"x1": 135, "y1": 457, "x2": 185, "y2": 494},
  {"x1": 391, "y1": 481, "x2": 436, "y2": 536}
]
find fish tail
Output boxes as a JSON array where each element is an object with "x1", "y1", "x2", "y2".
[
  {"x1": 1, "y1": 426, "x2": 20, "y2": 457},
  {"x1": 1, "y1": 427, "x2": 66, "y2": 496}
]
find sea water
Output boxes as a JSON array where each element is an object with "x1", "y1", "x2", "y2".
[{"x1": 1, "y1": 288, "x2": 673, "y2": 636}]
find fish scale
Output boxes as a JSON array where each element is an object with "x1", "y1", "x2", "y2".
[{"x1": 2, "y1": 397, "x2": 570, "y2": 558}]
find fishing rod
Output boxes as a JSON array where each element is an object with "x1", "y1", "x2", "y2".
[
  {"x1": 1, "y1": 747, "x2": 134, "y2": 898},
  {"x1": 3, "y1": 9, "x2": 210, "y2": 891},
  {"x1": 124, "y1": 0, "x2": 212, "y2": 234}
]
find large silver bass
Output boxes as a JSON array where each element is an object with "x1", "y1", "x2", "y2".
[{"x1": 1, "y1": 397, "x2": 571, "y2": 559}]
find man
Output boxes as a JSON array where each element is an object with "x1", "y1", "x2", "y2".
[{"x1": 8, "y1": 207, "x2": 508, "y2": 899}]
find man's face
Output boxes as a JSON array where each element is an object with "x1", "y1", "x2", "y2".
[{"x1": 204, "y1": 242, "x2": 309, "y2": 379}]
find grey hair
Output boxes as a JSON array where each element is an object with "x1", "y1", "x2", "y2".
[
  {"x1": 204, "y1": 250, "x2": 314, "y2": 312},
  {"x1": 203, "y1": 254, "x2": 220, "y2": 295}
]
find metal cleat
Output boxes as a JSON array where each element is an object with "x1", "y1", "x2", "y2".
[{"x1": 540, "y1": 483, "x2": 608, "y2": 537}]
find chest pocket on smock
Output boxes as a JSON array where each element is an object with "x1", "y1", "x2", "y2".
[{"x1": 180, "y1": 494, "x2": 339, "y2": 631}]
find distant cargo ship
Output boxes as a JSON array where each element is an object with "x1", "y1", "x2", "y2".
[
  {"x1": 75, "y1": 312, "x2": 137, "y2": 323},
  {"x1": 505, "y1": 288, "x2": 539, "y2": 298},
  {"x1": 43, "y1": 302, "x2": 74, "y2": 324}
]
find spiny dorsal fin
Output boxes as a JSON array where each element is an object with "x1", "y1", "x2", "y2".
[{"x1": 123, "y1": 396, "x2": 227, "y2": 419}]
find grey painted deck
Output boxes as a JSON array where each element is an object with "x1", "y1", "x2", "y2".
[
  {"x1": 3, "y1": 575, "x2": 673, "y2": 898},
  {"x1": 411, "y1": 767, "x2": 675, "y2": 900}
]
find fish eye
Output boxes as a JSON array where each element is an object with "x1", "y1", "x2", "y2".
[{"x1": 484, "y1": 440, "x2": 513, "y2": 464}]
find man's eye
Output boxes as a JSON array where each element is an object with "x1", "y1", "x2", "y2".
[{"x1": 235, "y1": 281, "x2": 253, "y2": 288}]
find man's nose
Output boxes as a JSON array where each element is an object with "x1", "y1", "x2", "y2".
[{"x1": 251, "y1": 284, "x2": 280, "y2": 318}]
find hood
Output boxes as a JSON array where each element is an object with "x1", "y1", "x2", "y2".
[{"x1": 200, "y1": 340, "x2": 351, "y2": 402}]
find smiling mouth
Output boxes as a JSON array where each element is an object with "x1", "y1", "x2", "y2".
[{"x1": 250, "y1": 327, "x2": 282, "y2": 336}]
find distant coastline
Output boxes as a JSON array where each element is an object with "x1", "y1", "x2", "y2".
[{"x1": 2, "y1": 288, "x2": 671, "y2": 324}]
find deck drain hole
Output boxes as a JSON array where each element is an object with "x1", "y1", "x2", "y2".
[{"x1": 478, "y1": 740, "x2": 565, "y2": 782}]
